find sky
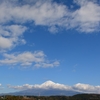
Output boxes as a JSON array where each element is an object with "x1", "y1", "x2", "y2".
[{"x1": 0, "y1": 0, "x2": 100, "y2": 94}]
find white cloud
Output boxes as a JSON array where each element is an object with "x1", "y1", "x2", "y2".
[
  {"x1": 0, "y1": 84, "x2": 4, "y2": 89},
  {"x1": 0, "y1": 0, "x2": 98, "y2": 33},
  {"x1": 0, "y1": 37, "x2": 12, "y2": 49},
  {"x1": 0, "y1": 0, "x2": 67, "y2": 50},
  {"x1": 0, "y1": 0, "x2": 100, "y2": 50},
  {"x1": 34, "y1": 61, "x2": 60, "y2": 68},
  {"x1": 71, "y1": 0, "x2": 100, "y2": 32},
  {"x1": 8, "y1": 80, "x2": 72, "y2": 91},
  {"x1": 48, "y1": 26, "x2": 58, "y2": 33},
  {"x1": 38, "y1": 81, "x2": 72, "y2": 90},
  {"x1": 0, "y1": 25, "x2": 27, "y2": 50},
  {"x1": 8, "y1": 80, "x2": 100, "y2": 94},
  {"x1": 0, "y1": 84, "x2": 2, "y2": 86},
  {"x1": 0, "y1": 0, "x2": 68, "y2": 25},
  {"x1": 73, "y1": 83, "x2": 100, "y2": 93},
  {"x1": 0, "y1": 84, "x2": 4, "y2": 90},
  {"x1": 0, "y1": 51, "x2": 60, "y2": 68},
  {"x1": 0, "y1": 0, "x2": 99, "y2": 51}
]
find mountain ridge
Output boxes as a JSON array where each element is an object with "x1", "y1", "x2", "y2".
[{"x1": 2, "y1": 80, "x2": 99, "y2": 96}]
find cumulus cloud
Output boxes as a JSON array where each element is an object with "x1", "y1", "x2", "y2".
[
  {"x1": 8, "y1": 80, "x2": 100, "y2": 94},
  {"x1": 0, "y1": 51, "x2": 60, "y2": 68},
  {"x1": 0, "y1": 0, "x2": 99, "y2": 51},
  {"x1": 8, "y1": 80, "x2": 72, "y2": 91},
  {"x1": 73, "y1": 83, "x2": 100, "y2": 93},
  {"x1": 0, "y1": 0, "x2": 67, "y2": 50},
  {"x1": 0, "y1": 25, "x2": 27, "y2": 50},
  {"x1": 0, "y1": 0, "x2": 99, "y2": 34},
  {"x1": 0, "y1": 0, "x2": 68, "y2": 25},
  {"x1": 0, "y1": 0, "x2": 99, "y2": 67},
  {"x1": 71, "y1": 0, "x2": 100, "y2": 32}
]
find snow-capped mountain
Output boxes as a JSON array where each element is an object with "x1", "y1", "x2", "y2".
[
  {"x1": 7, "y1": 81, "x2": 80, "y2": 96},
  {"x1": 6, "y1": 80, "x2": 100, "y2": 96}
]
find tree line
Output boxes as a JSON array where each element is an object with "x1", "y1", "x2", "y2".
[{"x1": 0, "y1": 94, "x2": 100, "y2": 100}]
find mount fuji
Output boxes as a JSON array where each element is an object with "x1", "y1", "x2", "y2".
[{"x1": 7, "y1": 81, "x2": 81, "y2": 96}]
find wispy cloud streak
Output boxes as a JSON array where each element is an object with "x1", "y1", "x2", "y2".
[{"x1": 0, "y1": 51, "x2": 60, "y2": 68}]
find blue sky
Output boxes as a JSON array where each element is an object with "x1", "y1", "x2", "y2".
[{"x1": 0, "y1": 0, "x2": 100, "y2": 94}]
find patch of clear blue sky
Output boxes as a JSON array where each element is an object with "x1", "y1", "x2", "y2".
[{"x1": 1, "y1": 24, "x2": 100, "y2": 86}]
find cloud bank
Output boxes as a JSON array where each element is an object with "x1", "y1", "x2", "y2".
[
  {"x1": 0, "y1": 0, "x2": 99, "y2": 50},
  {"x1": 8, "y1": 80, "x2": 100, "y2": 94},
  {"x1": 0, "y1": 0, "x2": 99, "y2": 33},
  {"x1": 0, "y1": 0, "x2": 100, "y2": 68}
]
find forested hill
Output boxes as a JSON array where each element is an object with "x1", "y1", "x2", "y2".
[{"x1": 0, "y1": 94, "x2": 100, "y2": 100}]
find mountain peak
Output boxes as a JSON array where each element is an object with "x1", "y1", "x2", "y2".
[
  {"x1": 43, "y1": 80, "x2": 55, "y2": 85},
  {"x1": 41, "y1": 80, "x2": 56, "y2": 88}
]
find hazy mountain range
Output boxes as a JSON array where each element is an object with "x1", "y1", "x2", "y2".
[{"x1": 10, "y1": 88, "x2": 80, "y2": 96}]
